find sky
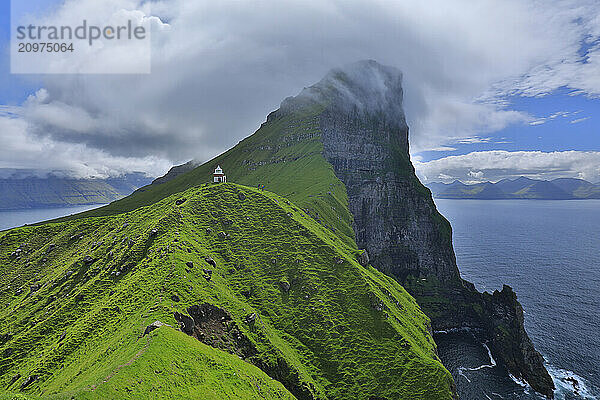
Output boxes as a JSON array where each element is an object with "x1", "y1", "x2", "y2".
[{"x1": 0, "y1": 0, "x2": 599, "y2": 183}]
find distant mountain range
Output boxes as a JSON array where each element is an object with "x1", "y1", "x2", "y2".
[
  {"x1": 427, "y1": 177, "x2": 600, "y2": 199},
  {"x1": 0, "y1": 172, "x2": 152, "y2": 210}
]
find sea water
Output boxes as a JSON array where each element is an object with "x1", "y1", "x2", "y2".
[
  {"x1": 434, "y1": 199, "x2": 600, "y2": 400},
  {"x1": 0, "y1": 204, "x2": 106, "y2": 231}
]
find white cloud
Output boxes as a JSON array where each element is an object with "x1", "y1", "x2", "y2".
[
  {"x1": 415, "y1": 150, "x2": 600, "y2": 183},
  {"x1": 525, "y1": 110, "x2": 588, "y2": 127},
  {"x1": 529, "y1": 120, "x2": 546, "y2": 126},
  {"x1": 424, "y1": 146, "x2": 458, "y2": 152},
  {"x1": 2, "y1": 0, "x2": 600, "y2": 176},
  {"x1": 570, "y1": 117, "x2": 590, "y2": 124}
]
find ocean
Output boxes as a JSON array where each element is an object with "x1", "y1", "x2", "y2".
[
  {"x1": 0, "y1": 204, "x2": 106, "y2": 231},
  {"x1": 434, "y1": 199, "x2": 600, "y2": 400}
]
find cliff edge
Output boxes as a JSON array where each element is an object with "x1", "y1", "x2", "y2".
[{"x1": 280, "y1": 60, "x2": 555, "y2": 398}]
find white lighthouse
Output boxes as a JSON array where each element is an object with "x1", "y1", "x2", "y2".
[{"x1": 213, "y1": 165, "x2": 227, "y2": 183}]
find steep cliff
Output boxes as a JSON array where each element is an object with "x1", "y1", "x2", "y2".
[{"x1": 291, "y1": 60, "x2": 554, "y2": 398}]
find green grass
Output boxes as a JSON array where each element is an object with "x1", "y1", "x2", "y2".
[
  {"x1": 2, "y1": 327, "x2": 297, "y2": 400},
  {"x1": 47, "y1": 106, "x2": 357, "y2": 249},
  {"x1": 0, "y1": 183, "x2": 454, "y2": 399}
]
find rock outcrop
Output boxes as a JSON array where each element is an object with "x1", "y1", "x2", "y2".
[{"x1": 283, "y1": 60, "x2": 555, "y2": 398}]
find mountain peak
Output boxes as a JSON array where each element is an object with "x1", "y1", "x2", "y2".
[{"x1": 280, "y1": 60, "x2": 406, "y2": 125}]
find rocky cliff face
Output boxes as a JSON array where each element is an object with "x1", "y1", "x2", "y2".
[{"x1": 285, "y1": 60, "x2": 554, "y2": 398}]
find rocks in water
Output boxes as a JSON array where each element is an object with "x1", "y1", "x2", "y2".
[
  {"x1": 204, "y1": 256, "x2": 216, "y2": 268},
  {"x1": 357, "y1": 250, "x2": 369, "y2": 266},
  {"x1": 171, "y1": 294, "x2": 180, "y2": 302},
  {"x1": 279, "y1": 280, "x2": 290, "y2": 293},
  {"x1": 565, "y1": 376, "x2": 580, "y2": 394},
  {"x1": 479, "y1": 285, "x2": 555, "y2": 397},
  {"x1": 20, "y1": 375, "x2": 38, "y2": 389},
  {"x1": 175, "y1": 198, "x2": 187, "y2": 206},
  {"x1": 142, "y1": 320, "x2": 171, "y2": 336}
]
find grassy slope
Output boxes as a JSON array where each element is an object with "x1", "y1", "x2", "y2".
[
  {"x1": 0, "y1": 183, "x2": 453, "y2": 399},
  {"x1": 1, "y1": 327, "x2": 296, "y2": 400},
  {"x1": 49, "y1": 106, "x2": 357, "y2": 249}
]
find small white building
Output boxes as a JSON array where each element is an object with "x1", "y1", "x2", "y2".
[{"x1": 213, "y1": 165, "x2": 227, "y2": 183}]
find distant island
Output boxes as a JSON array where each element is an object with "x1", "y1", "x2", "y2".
[
  {"x1": 0, "y1": 172, "x2": 152, "y2": 210},
  {"x1": 427, "y1": 177, "x2": 600, "y2": 199}
]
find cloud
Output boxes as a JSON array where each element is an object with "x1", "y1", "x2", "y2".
[
  {"x1": 0, "y1": 109, "x2": 170, "y2": 178},
  {"x1": 529, "y1": 120, "x2": 546, "y2": 126},
  {"x1": 2, "y1": 0, "x2": 600, "y2": 177},
  {"x1": 414, "y1": 150, "x2": 600, "y2": 183},
  {"x1": 570, "y1": 117, "x2": 590, "y2": 124},
  {"x1": 528, "y1": 110, "x2": 589, "y2": 126},
  {"x1": 424, "y1": 146, "x2": 458, "y2": 152}
]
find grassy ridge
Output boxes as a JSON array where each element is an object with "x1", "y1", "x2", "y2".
[
  {"x1": 0, "y1": 183, "x2": 453, "y2": 399},
  {"x1": 48, "y1": 106, "x2": 357, "y2": 249}
]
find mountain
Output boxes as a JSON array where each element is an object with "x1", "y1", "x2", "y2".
[
  {"x1": 0, "y1": 173, "x2": 152, "y2": 210},
  {"x1": 429, "y1": 176, "x2": 600, "y2": 200},
  {"x1": 551, "y1": 178, "x2": 600, "y2": 199},
  {"x1": 1, "y1": 60, "x2": 554, "y2": 398},
  {"x1": 433, "y1": 181, "x2": 507, "y2": 199},
  {"x1": 495, "y1": 176, "x2": 539, "y2": 194},
  {"x1": 0, "y1": 184, "x2": 453, "y2": 399},
  {"x1": 151, "y1": 161, "x2": 199, "y2": 186},
  {"x1": 514, "y1": 180, "x2": 571, "y2": 199}
]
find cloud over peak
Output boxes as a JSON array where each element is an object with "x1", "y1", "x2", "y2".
[{"x1": 1, "y1": 0, "x2": 600, "y2": 177}]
